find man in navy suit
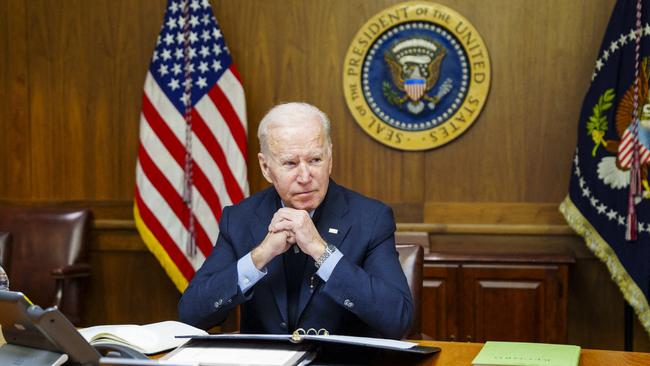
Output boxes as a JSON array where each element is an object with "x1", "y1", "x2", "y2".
[{"x1": 178, "y1": 102, "x2": 413, "y2": 339}]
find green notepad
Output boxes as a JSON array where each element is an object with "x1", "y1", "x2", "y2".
[{"x1": 472, "y1": 341, "x2": 581, "y2": 366}]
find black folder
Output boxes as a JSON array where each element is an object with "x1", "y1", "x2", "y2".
[{"x1": 176, "y1": 333, "x2": 440, "y2": 355}]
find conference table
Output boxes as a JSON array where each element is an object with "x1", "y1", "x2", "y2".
[
  {"x1": 414, "y1": 341, "x2": 650, "y2": 366},
  {"x1": 3, "y1": 331, "x2": 650, "y2": 365}
]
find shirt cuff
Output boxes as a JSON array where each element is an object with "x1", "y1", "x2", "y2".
[
  {"x1": 237, "y1": 252, "x2": 267, "y2": 293},
  {"x1": 315, "y1": 248, "x2": 343, "y2": 282}
]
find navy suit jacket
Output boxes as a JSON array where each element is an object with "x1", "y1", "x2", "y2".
[{"x1": 178, "y1": 180, "x2": 413, "y2": 339}]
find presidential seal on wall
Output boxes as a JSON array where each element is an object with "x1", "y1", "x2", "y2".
[{"x1": 343, "y1": 2, "x2": 491, "y2": 150}]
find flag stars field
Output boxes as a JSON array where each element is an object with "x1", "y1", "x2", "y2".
[{"x1": 570, "y1": 149, "x2": 649, "y2": 232}]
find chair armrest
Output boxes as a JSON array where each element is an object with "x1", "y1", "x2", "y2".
[
  {"x1": 51, "y1": 263, "x2": 91, "y2": 279},
  {"x1": 51, "y1": 263, "x2": 91, "y2": 314}
]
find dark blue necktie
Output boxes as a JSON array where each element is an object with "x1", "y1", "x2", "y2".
[
  {"x1": 284, "y1": 248, "x2": 306, "y2": 331},
  {"x1": 280, "y1": 198, "x2": 324, "y2": 331}
]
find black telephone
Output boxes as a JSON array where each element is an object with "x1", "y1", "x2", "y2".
[{"x1": 0, "y1": 290, "x2": 148, "y2": 365}]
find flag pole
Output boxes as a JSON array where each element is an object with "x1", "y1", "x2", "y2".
[
  {"x1": 181, "y1": 0, "x2": 196, "y2": 257},
  {"x1": 624, "y1": 302, "x2": 634, "y2": 351},
  {"x1": 623, "y1": 0, "x2": 644, "y2": 350}
]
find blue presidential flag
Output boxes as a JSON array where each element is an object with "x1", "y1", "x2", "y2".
[{"x1": 560, "y1": 0, "x2": 650, "y2": 335}]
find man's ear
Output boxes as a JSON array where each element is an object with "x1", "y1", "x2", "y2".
[
  {"x1": 258, "y1": 152, "x2": 274, "y2": 183},
  {"x1": 328, "y1": 144, "x2": 333, "y2": 175}
]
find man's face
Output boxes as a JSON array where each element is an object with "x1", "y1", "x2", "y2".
[{"x1": 258, "y1": 117, "x2": 332, "y2": 212}]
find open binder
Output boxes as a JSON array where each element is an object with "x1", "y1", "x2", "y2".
[{"x1": 175, "y1": 327, "x2": 440, "y2": 355}]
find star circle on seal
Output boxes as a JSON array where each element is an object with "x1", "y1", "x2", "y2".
[{"x1": 343, "y1": 1, "x2": 491, "y2": 151}]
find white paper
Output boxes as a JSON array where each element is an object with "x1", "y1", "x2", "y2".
[
  {"x1": 303, "y1": 334, "x2": 417, "y2": 350},
  {"x1": 166, "y1": 345, "x2": 307, "y2": 366},
  {"x1": 99, "y1": 357, "x2": 198, "y2": 365}
]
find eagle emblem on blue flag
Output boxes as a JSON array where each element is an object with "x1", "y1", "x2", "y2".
[{"x1": 588, "y1": 59, "x2": 650, "y2": 193}]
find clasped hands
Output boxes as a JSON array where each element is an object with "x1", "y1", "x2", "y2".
[{"x1": 251, "y1": 208, "x2": 327, "y2": 270}]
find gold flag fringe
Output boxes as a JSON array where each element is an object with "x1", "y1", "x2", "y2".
[
  {"x1": 133, "y1": 204, "x2": 189, "y2": 293},
  {"x1": 560, "y1": 196, "x2": 650, "y2": 337}
]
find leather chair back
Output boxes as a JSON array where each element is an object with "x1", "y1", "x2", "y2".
[
  {"x1": 395, "y1": 243, "x2": 424, "y2": 339},
  {"x1": 395, "y1": 231, "x2": 428, "y2": 339},
  {"x1": 0, "y1": 231, "x2": 10, "y2": 270},
  {"x1": 0, "y1": 206, "x2": 91, "y2": 324},
  {"x1": 395, "y1": 231, "x2": 429, "y2": 253}
]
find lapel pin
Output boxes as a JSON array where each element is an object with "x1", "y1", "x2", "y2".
[{"x1": 328, "y1": 228, "x2": 338, "y2": 234}]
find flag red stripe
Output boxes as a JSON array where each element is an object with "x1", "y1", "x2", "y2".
[
  {"x1": 230, "y1": 65, "x2": 242, "y2": 83},
  {"x1": 142, "y1": 94, "x2": 224, "y2": 221},
  {"x1": 138, "y1": 144, "x2": 187, "y2": 223},
  {"x1": 619, "y1": 135, "x2": 634, "y2": 163},
  {"x1": 208, "y1": 83, "x2": 248, "y2": 162},
  {"x1": 135, "y1": 188, "x2": 195, "y2": 280},
  {"x1": 191, "y1": 108, "x2": 245, "y2": 204},
  {"x1": 619, "y1": 130, "x2": 650, "y2": 165},
  {"x1": 191, "y1": 164, "x2": 224, "y2": 221},
  {"x1": 621, "y1": 139, "x2": 648, "y2": 160},
  {"x1": 138, "y1": 144, "x2": 213, "y2": 257},
  {"x1": 620, "y1": 131, "x2": 633, "y2": 148},
  {"x1": 141, "y1": 95, "x2": 187, "y2": 167},
  {"x1": 638, "y1": 147, "x2": 650, "y2": 163},
  {"x1": 195, "y1": 222, "x2": 214, "y2": 254},
  {"x1": 620, "y1": 146, "x2": 633, "y2": 164}
]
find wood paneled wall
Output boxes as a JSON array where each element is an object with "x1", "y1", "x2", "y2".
[
  {"x1": 0, "y1": 0, "x2": 615, "y2": 208},
  {"x1": 1, "y1": 0, "x2": 164, "y2": 200},
  {"x1": 3, "y1": 0, "x2": 646, "y2": 351}
]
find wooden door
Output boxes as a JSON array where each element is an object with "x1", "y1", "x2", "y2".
[
  {"x1": 422, "y1": 264, "x2": 459, "y2": 341},
  {"x1": 461, "y1": 264, "x2": 568, "y2": 343}
]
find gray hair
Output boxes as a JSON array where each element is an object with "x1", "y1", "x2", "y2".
[{"x1": 257, "y1": 102, "x2": 332, "y2": 154}]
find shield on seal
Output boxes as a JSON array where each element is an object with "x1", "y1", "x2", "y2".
[{"x1": 404, "y1": 78, "x2": 426, "y2": 101}]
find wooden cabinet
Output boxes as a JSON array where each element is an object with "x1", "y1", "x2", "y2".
[{"x1": 422, "y1": 242, "x2": 574, "y2": 343}]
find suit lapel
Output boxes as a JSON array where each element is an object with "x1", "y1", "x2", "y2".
[
  {"x1": 296, "y1": 181, "x2": 351, "y2": 323},
  {"x1": 251, "y1": 189, "x2": 288, "y2": 324}
]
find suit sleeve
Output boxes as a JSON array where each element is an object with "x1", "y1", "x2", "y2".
[
  {"x1": 320, "y1": 205, "x2": 414, "y2": 339},
  {"x1": 177, "y1": 206, "x2": 250, "y2": 330}
]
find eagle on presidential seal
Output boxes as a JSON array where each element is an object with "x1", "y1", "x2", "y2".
[{"x1": 383, "y1": 37, "x2": 453, "y2": 114}]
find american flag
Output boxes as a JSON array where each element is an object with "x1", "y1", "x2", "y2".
[
  {"x1": 618, "y1": 128, "x2": 650, "y2": 168},
  {"x1": 134, "y1": 0, "x2": 248, "y2": 292}
]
